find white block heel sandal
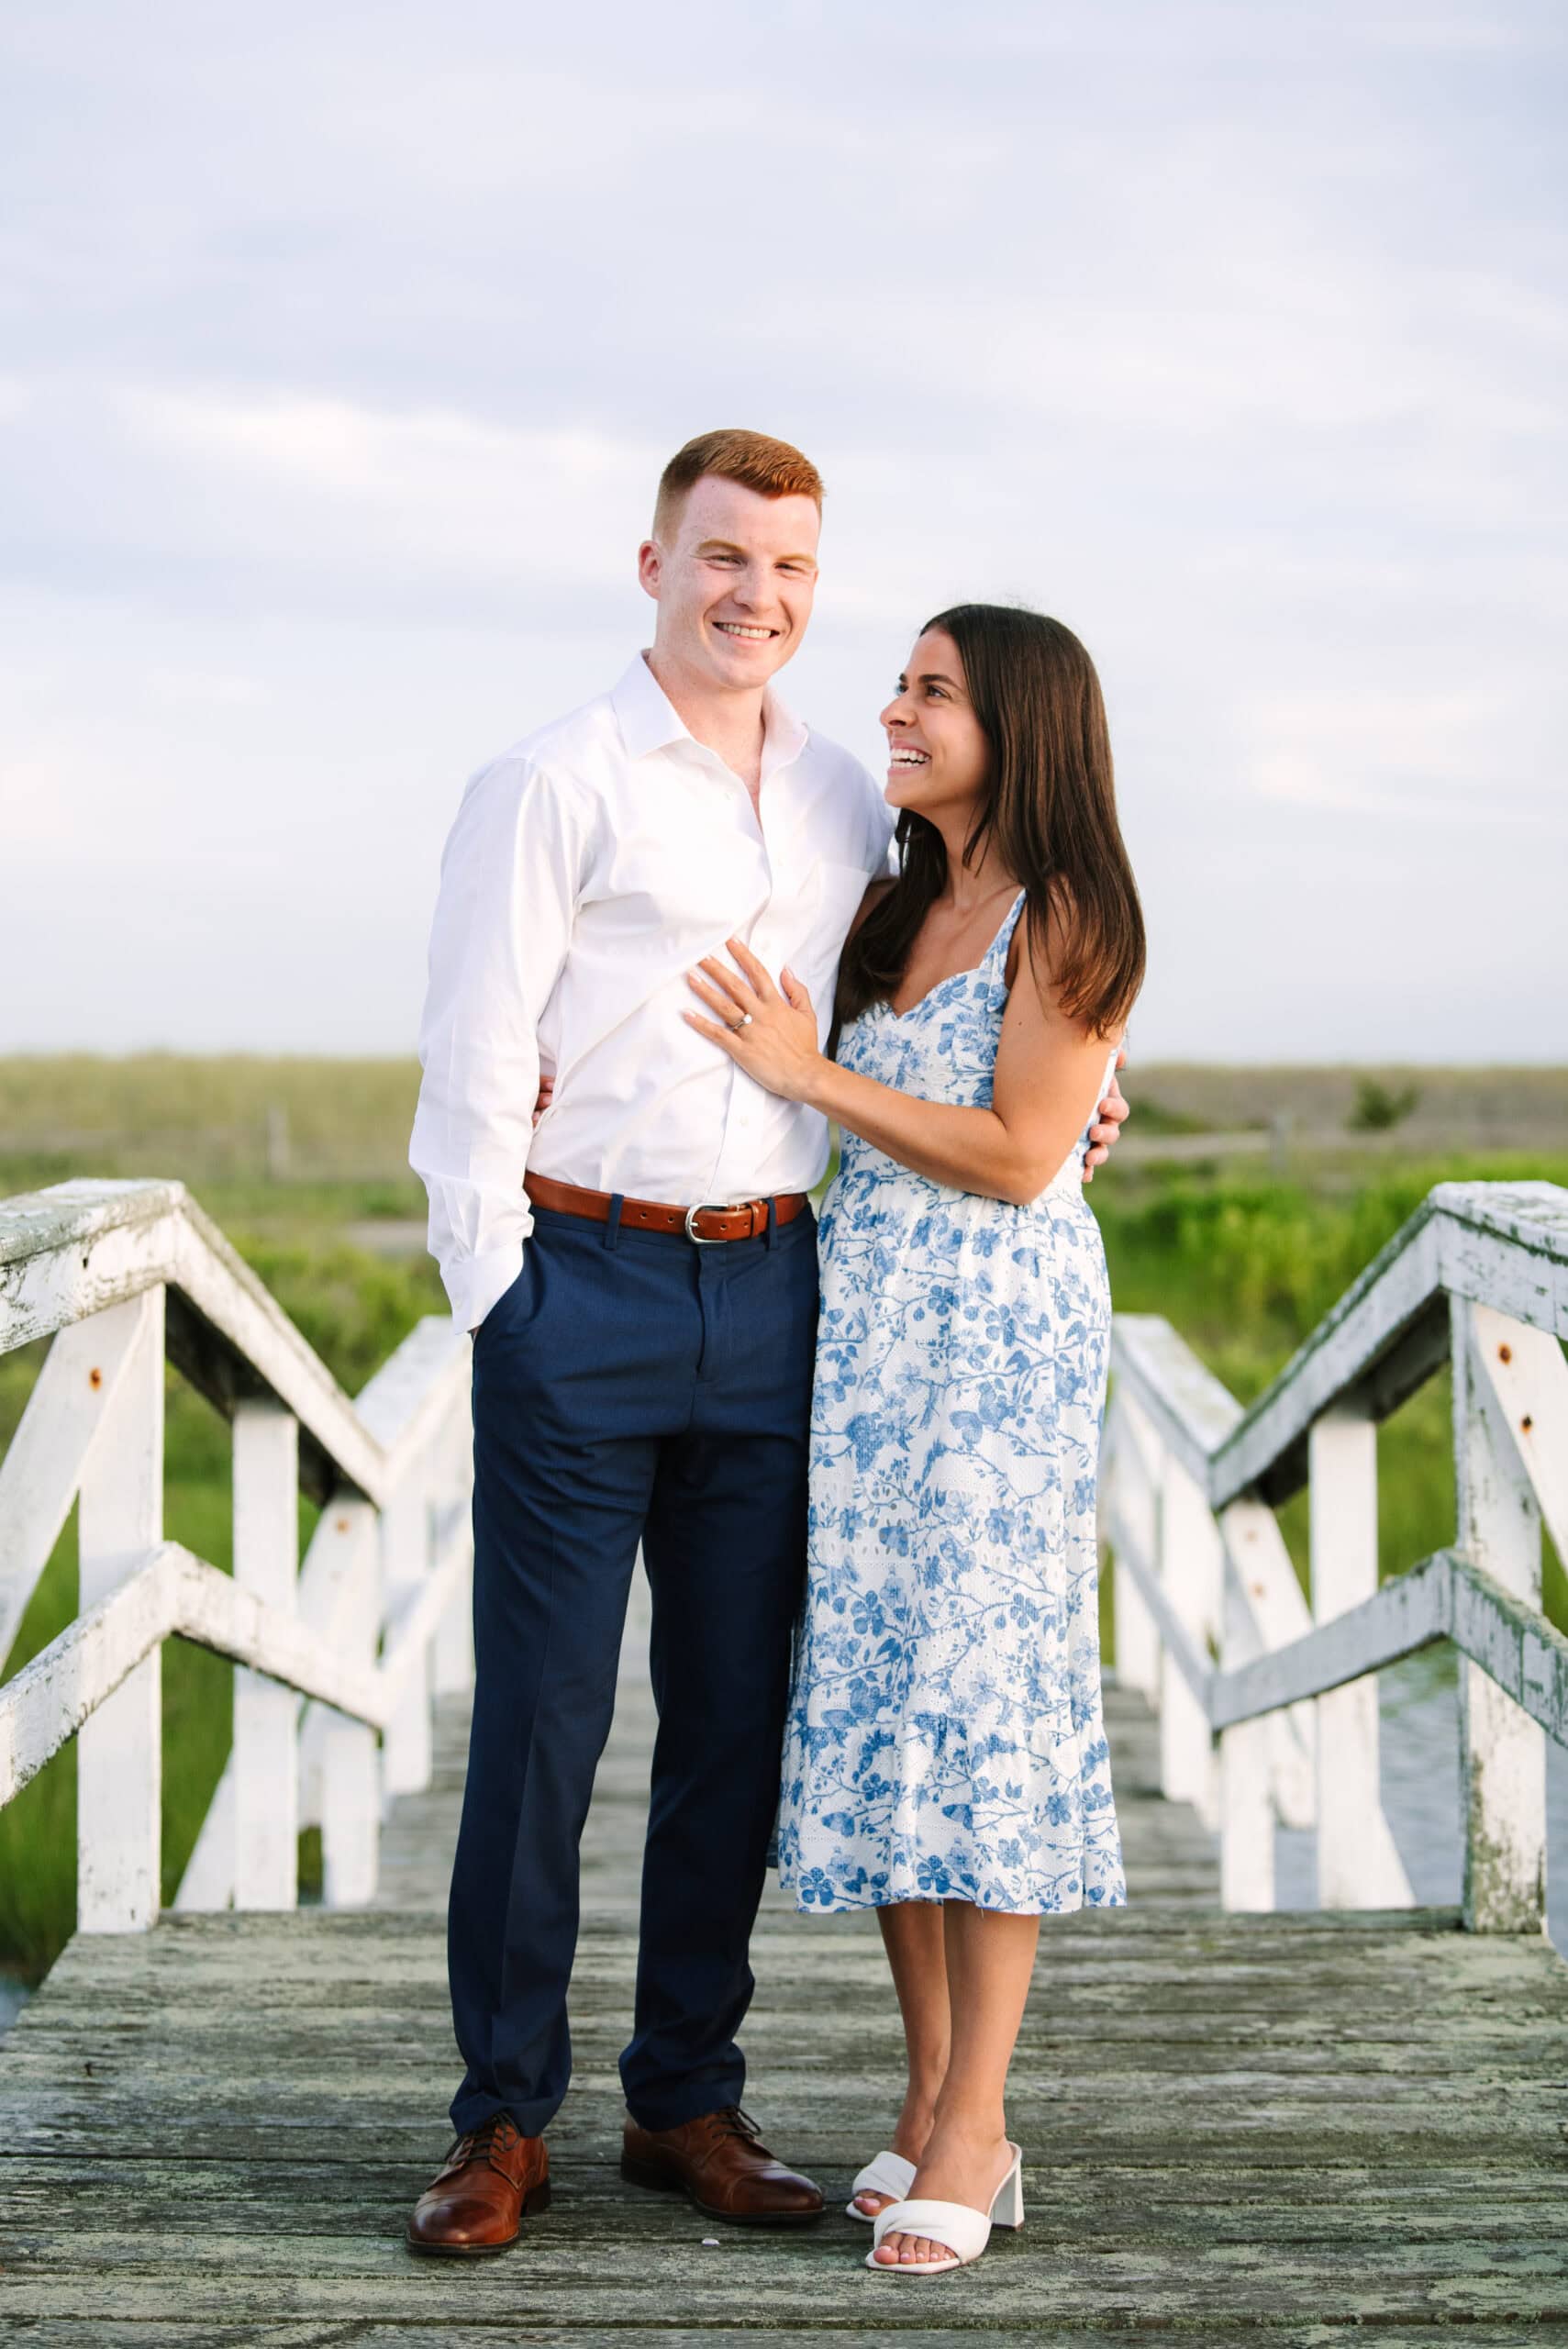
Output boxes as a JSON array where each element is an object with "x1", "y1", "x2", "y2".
[
  {"x1": 845, "y1": 2150, "x2": 917, "y2": 2221},
  {"x1": 865, "y1": 2143, "x2": 1024, "y2": 2277}
]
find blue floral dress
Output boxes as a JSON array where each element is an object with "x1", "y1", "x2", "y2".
[{"x1": 776, "y1": 889, "x2": 1125, "y2": 1916}]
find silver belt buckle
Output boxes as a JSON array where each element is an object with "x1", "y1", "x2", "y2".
[{"x1": 684, "y1": 1197, "x2": 752, "y2": 1245}]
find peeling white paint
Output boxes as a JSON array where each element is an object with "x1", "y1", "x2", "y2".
[
  {"x1": 1106, "y1": 1178, "x2": 1568, "y2": 1931},
  {"x1": 0, "y1": 1179, "x2": 474, "y2": 1931}
]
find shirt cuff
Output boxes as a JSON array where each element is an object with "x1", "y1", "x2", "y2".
[{"x1": 444, "y1": 1242, "x2": 525, "y2": 1337}]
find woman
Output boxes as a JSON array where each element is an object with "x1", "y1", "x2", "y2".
[{"x1": 684, "y1": 604, "x2": 1144, "y2": 2277}]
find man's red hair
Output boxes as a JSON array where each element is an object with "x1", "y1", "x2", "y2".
[{"x1": 653, "y1": 428, "x2": 824, "y2": 538}]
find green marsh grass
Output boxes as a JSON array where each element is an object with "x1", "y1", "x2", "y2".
[
  {"x1": 0, "y1": 1219, "x2": 444, "y2": 1979},
  {"x1": 1, "y1": 1061, "x2": 1563, "y2": 1981}
]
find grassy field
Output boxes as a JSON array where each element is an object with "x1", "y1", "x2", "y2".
[
  {"x1": 1128, "y1": 1063, "x2": 1568, "y2": 1153},
  {"x1": 1, "y1": 1056, "x2": 1564, "y2": 1981}
]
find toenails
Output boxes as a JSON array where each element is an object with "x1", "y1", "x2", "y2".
[{"x1": 876, "y1": 2232, "x2": 948, "y2": 2266}]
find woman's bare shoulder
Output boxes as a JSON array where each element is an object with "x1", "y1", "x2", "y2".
[{"x1": 1004, "y1": 877, "x2": 1084, "y2": 991}]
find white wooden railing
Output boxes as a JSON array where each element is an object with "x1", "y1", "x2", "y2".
[
  {"x1": 6, "y1": 1173, "x2": 1563, "y2": 1942},
  {"x1": 1102, "y1": 1179, "x2": 1568, "y2": 1932},
  {"x1": 0, "y1": 1179, "x2": 473, "y2": 1929}
]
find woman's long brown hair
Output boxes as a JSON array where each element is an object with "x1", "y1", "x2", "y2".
[{"x1": 836, "y1": 604, "x2": 1145, "y2": 1037}]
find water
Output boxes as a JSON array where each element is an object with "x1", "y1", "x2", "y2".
[
  {"x1": 0, "y1": 1975, "x2": 29, "y2": 2042},
  {"x1": 1273, "y1": 1644, "x2": 1568, "y2": 1952}
]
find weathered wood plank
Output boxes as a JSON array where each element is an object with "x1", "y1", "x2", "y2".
[
  {"x1": 1208, "y1": 1546, "x2": 1568, "y2": 1745},
  {"x1": 5, "y1": 1531, "x2": 1567, "y2": 2343},
  {"x1": 1112, "y1": 1314, "x2": 1244, "y2": 1488},
  {"x1": 37, "y1": 2089, "x2": 1536, "y2": 2157},
  {"x1": 7, "y1": 2166, "x2": 1562, "y2": 2246},
  {"x1": 0, "y1": 1303, "x2": 150, "y2": 1664},
  {"x1": 1434, "y1": 1178, "x2": 1568, "y2": 1341},
  {"x1": 1156, "y1": 1451, "x2": 1221, "y2": 1824},
  {"x1": 1454, "y1": 1296, "x2": 1549, "y2": 1931},
  {"x1": 1309, "y1": 1405, "x2": 1411, "y2": 1909},
  {"x1": 1217, "y1": 1495, "x2": 1314, "y2": 1830},
  {"x1": 75, "y1": 1289, "x2": 164, "y2": 1932},
  {"x1": 1102, "y1": 1397, "x2": 1162, "y2": 1700},
  {"x1": 0, "y1": 1542, "x2": 388, "y2": 1806},
  {"x1": 17, "y1": 2005, "x2": 1565, "y2": 2060},
  {"x1": 1210, "y1": 1208, "x2": 1446, "y2": 1508},
  {"x1": 2, "y1": 1185, "x2": 470, "y2": 1531},
  {"x1": 1207, "y1": 1182, "x2": 1568, "y2": 1510},
  {"x1": 3, "y1": 2239, "x2": 1566, "y2": 2328},
  {"x1": 231, "y1": 1398, "x2": 300, "y2": 1910},
  {"x1": 12, "y1": 2041, "x2": 1562, "y2": 2106},
  {"x1": 17, "y1": 2321, "x2": 1568, "y2": 2339},
  {"x1": 179, "y1": 1494, "x2": 380, "y2": 1909},
  {"x1": 5, "y1": 2189, "x2": 1565, "y2": 2259},
  {"x1": 1111, "y1": 1186, "x2": 1568, "y2": 1523}
]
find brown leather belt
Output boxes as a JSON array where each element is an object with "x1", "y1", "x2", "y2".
[{"x1": 525, "y1": 1171, "x2": 810, "y2": 1245}]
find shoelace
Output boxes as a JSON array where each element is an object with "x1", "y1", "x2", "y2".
[
  {"x1": 706, "y1": 2104, "x2": 767, "y2": 2149},
  {"x1": 445, "y1": 2112, "x2": 521, "y2": 2174}
]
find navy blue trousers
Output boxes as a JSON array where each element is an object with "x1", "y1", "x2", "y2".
[{"x1": 448, "y1": 1200, "x2": 818, "y2": 2138}]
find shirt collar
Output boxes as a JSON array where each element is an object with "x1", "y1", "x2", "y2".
[{"x1": 610, "y1": 651, "x2": 809, "y2": 781}]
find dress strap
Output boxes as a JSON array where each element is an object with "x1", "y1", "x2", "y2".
[{"x1": 985, "y1": 889, "x2": 1029, "y2": 1001}]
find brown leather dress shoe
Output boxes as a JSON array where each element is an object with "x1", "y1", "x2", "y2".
[
  {"x1": 406, "y1": 2113, "x2": 550, "y2": 2255},
  {"x1": 621, "y1": 2104, "x2": 824, "y2": 2226}
]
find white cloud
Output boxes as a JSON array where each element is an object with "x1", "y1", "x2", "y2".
[
  {"x1": 119, "y1": 388, "x2": 646, "y2": 501},
  {"x1": 971, "y1": 3, "x2": 1547, "y2": 60},
  {"x1": 1, "y1": 0, "x2": 1562, "y2": 1056},
  {"x1": 1237, "y1": 685, "x2": 1557, "y2": 820},
  {"x1": 144, "y1": 665, "x2": 269, "y2": 709},
  {"x1": 112, "y1": 386, "x2": 660, "y2": 582}
]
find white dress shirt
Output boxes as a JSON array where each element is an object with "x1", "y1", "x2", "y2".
[{"x1": 411, "y1": 652, "x2": 895, "y2": 1332}]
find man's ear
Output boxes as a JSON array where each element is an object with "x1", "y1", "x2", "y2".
[{"x1": 636, "y1": 539, "x2": 662, "y2": 602}]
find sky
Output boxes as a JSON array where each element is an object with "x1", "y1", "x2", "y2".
[{"x1": 2, "y1": 0, "x2": 1564, "y2": 1063}]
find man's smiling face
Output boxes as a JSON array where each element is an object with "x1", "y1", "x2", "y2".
[{"x1": 639, "y1": 474, "x2": 820, "y2": 696}]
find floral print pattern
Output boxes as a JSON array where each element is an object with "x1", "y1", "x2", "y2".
[{"x1": 776, "y1": 890, "x2": 1126, "y2": 1915}]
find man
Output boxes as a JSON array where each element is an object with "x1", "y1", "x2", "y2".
[{"x1": 406, "y1": 429, "x2": 1128, "y2": 2254}]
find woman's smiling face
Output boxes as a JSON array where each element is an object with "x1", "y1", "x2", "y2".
[{"x1": 879, "y1": 629, "x2": 991, "y2": 817}]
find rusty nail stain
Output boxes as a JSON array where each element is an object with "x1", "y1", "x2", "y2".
[
  {"x1": 1498, "y1": 1343, "x2": 1512, "y2": 1364},
  {"x1": 89, "y1": 1367, "x2": 103, "y2": 1390},
  {"x1": 336, "y1": 1516, "x2": 350, "y2": 1532},
  {"x1": 1521, "y1": 1415, "x2": 1534, "y2": 1433}
]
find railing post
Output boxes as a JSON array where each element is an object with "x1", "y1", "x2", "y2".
[
  {"x1": 320, "y1": 1499, "x2": 380, "y2": 1907},
  {"x1": 1107, "y1": 1394, "x2": 1162, "y2": 1701},
  {"x1": 1218, "y1": 1499, "x2": 1316, "y2": 1834},
  {"x1": 432, "y1": 1395, "x2": 475, "y2": 1698},
  {"x1": 380, "y1": 1461, "x2": 432, "y2": 1798},
  {"x1": 1310, "y1": 1407, "x2": 1409, "y2": 1908},
  {"x1": 1452, "y1": 1298, "x2": 1546, "y2": 1932},
  {"x1": 1157, "y1": 1453, "x2": 1220, "y2": 1827},
  {"x1": 77, "y1": 1289, "x2": 164, "y2": 1932},
  {"x1": 1219, "y1": 1556, "x2": 1273, "y2": 1909},
  {"x1": 232, "y1": 1399, "x2": 300, "y2": 1909}
]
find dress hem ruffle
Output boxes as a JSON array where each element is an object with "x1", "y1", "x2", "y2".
[{"x1": 777, "y1": 1874, "x2": 1129, "y2": 1919}]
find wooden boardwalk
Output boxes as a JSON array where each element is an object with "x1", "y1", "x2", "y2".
[{"x1": 5, "y1": 1576, "x2": 1568, "y2": 2346}]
